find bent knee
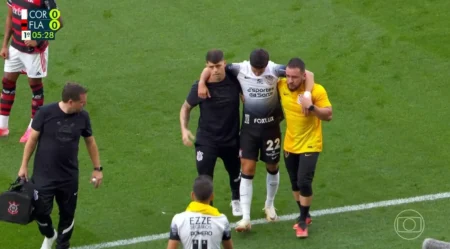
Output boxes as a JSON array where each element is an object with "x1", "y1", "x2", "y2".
[
  {"x1": 290, "y1": 177, "x2": 300, "y2": 191},
  {"x1": 28, "y1": 78, "x2": 42, "y2": 85},
  {"x1": 297, "y1": 179, "x2": 313, "y2": 197},
  {"x1": 265, "y1": 163, "x2": 278, "y2": 173},
  {"x1": 3, "y1": 72, "x2": 20, "y2": 82},
  {"x1": 240, "y1": 158, "x2": 256, "y2": 175}
]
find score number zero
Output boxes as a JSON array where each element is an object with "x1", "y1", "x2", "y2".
[
  {"x1": 48, "y1": 9, "x2": 61, "y2": 30},
  {"x1": 23, "y1": 9, "x2": 61, "y2": 40}
]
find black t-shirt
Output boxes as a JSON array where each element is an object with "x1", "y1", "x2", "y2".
[
  {"x1": 31, "y1": 102, "x2": 92, "y2": 186},
  {"x1": 186, "y1": 72, "x2": 241, "y2": 147}
]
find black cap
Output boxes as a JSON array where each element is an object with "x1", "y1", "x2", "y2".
[{"x1": 250, "y1": 49, "x2": 269, "y2": 69}]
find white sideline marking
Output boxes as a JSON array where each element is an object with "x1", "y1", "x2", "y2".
[{"x1": 71, "y1": 192, "x2": 450, "y2": 249}]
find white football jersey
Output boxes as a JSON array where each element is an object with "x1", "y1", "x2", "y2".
[
  {"x1": 169, "y1": 211, "x2": 231, "y2": 249},
  {"x1": 226, "y1": 60, "x2": 285, "y2": 126}
]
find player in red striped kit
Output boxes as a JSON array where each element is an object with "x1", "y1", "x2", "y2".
[{"x1": 0, "y1": 0, "x2": 62, "y2": 142}]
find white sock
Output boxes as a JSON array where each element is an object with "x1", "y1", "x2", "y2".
[
  {"x1": 28, "y1": 119, "x2": 33, "y2": 129},
  {"x1": 0, "y1": 115, "x2": 9, "y2": 129},
  {"x1": 265, "y1": 171, "x2": 280, "y2": 207},
  {"x1": 240, "y1": 178, "x2": 253, "y2": 221}
]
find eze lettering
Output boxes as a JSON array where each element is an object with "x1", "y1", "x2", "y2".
[{"x1": 190, "y1": 217, "x2": 211, "y2": 225}]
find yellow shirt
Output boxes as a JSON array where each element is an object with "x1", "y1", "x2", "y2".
[{"x1": 277, "y1": 78, "x2": 332, "y2": 154}]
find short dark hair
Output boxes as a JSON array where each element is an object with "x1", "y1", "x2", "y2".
[
  {"x1": 287, "y1": 57, "x2": 306, "y2": 72},
  {"x1": 250, "y1": 48, "x2": 269, "y2": 69},
  {"x1": 205, "y1": 49, "x2": 224, "y2": 64},
  {"x1": 61, "y1": 82, "x2": 88, "y2": 102},
  {"x1": 192, "y1": 175, "x2": 213, "y2": 201}
]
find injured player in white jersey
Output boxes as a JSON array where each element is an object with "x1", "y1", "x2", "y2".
[{"x1": 196, "y1": 49, "x2": 315, "y2": 232}]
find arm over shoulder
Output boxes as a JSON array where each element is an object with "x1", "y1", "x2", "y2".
[{"x1": 225, "y1": 63, "x2": 241, "y2": 76}]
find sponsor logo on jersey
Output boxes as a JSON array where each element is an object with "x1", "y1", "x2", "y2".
[
  {"x1": 12, "y1": 6, "x2": 23, "y2": 16},
  {"x1": 190, "y1": 216, "x2": 212, "y2": 229},
  {"x1": 191, "y1": 224, "x2": 212, "y2": 229},
  {"x1": 265, "y1": 150, "x2": 280, "y2": 160},
  {"x1": 253, "y1": 116, "x2": 274, "y2": 124},
  {"x1": 246, "y1": 87, "x2": 275, "y2": 98},
  {"x1": 190, "y1": 217, "x2": 212, "y2": 225}
]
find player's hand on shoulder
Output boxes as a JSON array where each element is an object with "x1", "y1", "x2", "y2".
[
  {"x1": 24, "y1": 40, "x2": 38, "y2": 47},
  {"x1": 0, "y1": 47, "x2": 8, "y2": 59},
  {"x1": 198, "y1": 81, "x2": 210, "y2": 99},
  {"x1": 91, "y1": 170, "x2": 103, "y2": 188},
  {"x1": 198, "y1": 68, "x2": 211, "y2": 99},
  {"x1": 299, "y1": 94, "x2": 312, "y2": 116},
  {"x1": 181, "y1": 129, "x2": 195, "y2": 147}
]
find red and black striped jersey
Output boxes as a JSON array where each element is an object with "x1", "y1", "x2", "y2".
[{"x1": 7, "y1": 0, "x2": 58, "y2": 53}]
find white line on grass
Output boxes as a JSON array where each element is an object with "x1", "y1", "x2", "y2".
[{"x1": 71, "y1": 192, "x2": 450, "y2": 249}]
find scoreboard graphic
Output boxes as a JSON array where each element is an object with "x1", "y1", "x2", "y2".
[{"x1": 21, "y1": 9, "x2": 61, "y2": 41}]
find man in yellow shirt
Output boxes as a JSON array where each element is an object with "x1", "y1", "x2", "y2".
[{"x1": 277, "y1": 58, "x2": 332, "y2": 238}]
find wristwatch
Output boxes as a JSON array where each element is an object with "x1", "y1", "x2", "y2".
[
  {"x1": 308, "y1": 105, "x2": 315, "y2": 111},
  {"x1": 94, "y1": 167, "x2": 103, "y2": 172}
]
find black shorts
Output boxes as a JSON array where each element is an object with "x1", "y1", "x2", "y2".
[
  {"x1": 239, "y1": 125, "x2": 282, "y2": 164},
  {"x1": 194, "y1": 144, "x2": 241, "y2": 179},
  {"x1": 32, "y1": 179, "x2": 78, "y2": 218},
  {"x1": 284, "y1": 151, "x2": 320, "y2": 191}
]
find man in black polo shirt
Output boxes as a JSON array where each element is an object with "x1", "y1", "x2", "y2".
[
  {"x1": 179, "y1": 49, "x2": 242, "y2": 216},
  {"x1": 17, "y1": 82, "x2": 103, "y2": 249}
]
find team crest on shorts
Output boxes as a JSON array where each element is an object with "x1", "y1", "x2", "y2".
[
  {"x1": 196, "y1": 151, "x2": 203, "y2": 161},
  {"x1": 284, "y1": 151, "x2": 289, "y2": 158},
  {"x1": 34, "y1": 190, "x2": 39, "y2": 201},
  {"x1": 7, "y1": 201, "x2": 19, "y2": 215}
]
